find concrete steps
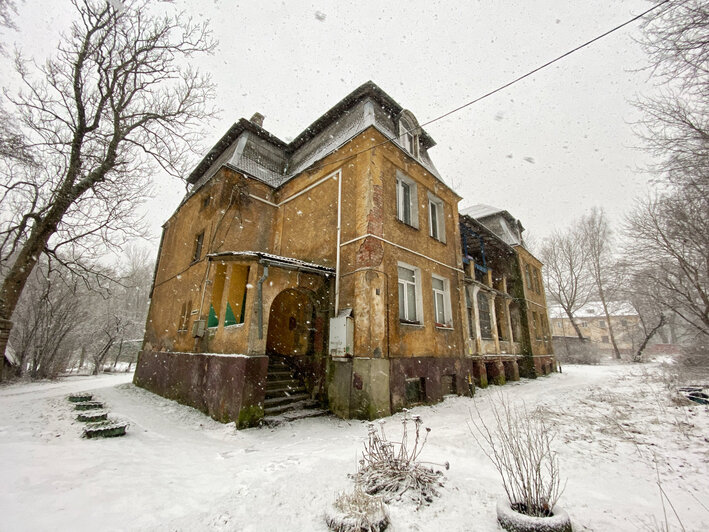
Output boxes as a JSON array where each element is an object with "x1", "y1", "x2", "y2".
[{"x1": 263, "y1": 356, "x2": 324, "y2": 419}]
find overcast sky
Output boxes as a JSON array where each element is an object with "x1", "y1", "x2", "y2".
[{"x1": 3, "y1": 0, "x2": 661, "y2": 251}]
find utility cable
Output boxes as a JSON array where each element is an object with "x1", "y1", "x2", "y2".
[{"x1": 294, "y1": 0, "x2": 675, "y2": 177}]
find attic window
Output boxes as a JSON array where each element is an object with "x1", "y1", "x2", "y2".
[{"x1": 399, "y1": 117, "x2": 419, "y2": 157}]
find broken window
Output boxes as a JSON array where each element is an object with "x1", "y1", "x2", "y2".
[
  {"x1": 224, "y1": 265, "x2": 250, "y2": 326},
  {"x1": 432, "y1": 275, "x2": 451, "y2": 327},
  {"x1": 398, "y1": 263, "x2": 420, "y2": 323},
  {"x1": 192, "y1": 230, "x2": 205, "y2": 263},
  {"x1": 396, "y1": 172, "x2": 418, "y2": 228},
  {"x1": 477, "y1": 292, "x2": 493, "y2": 340},
  {"x1": 208, "y1": 263, "x2": 227, "y2": 328}
]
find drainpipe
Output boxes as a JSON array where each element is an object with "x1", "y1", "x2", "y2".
[
  {"x1": 257, "y1": 265, "x2": 269, "y2": 339},
  {"x1": 334, "y1": 170, "x2": 342, "y2": 315}
]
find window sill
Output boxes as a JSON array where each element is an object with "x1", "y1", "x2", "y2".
[
  {"x1": 223, "y1": 323, "x2": 244, "y2": 329},
  {"x1": 400, "y1": 320, "x2": 424, "y2": 328},
  {"x1": 395, "y1": 218, "x2": 419, "y2": 231},
  {"x1": 435, "y1": 325, "x2": 454, "y2": 331}
]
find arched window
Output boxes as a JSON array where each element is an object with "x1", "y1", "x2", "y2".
[{"x1": 398, "y1": 110, "x2": 420, "y2": 157}]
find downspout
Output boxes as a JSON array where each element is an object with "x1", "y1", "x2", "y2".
[
  {"x1": 334, "y1": 170, "x2": 342, "y2": 315},
  {"x1": 257, "y1": 265, "x2": 269, "y2": 339}
]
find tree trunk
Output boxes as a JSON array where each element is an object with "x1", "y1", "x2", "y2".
[
  {"x1": 633, "y1": 315, "x2": 666, "y2": 362},
  {"x1": 598, "y1": 292, "x2": 621, "y2": 359},
  {"x1": 112, "y1": 338, "x2": 124, "y2": 369},
  {"x1": 0, "y1": 204, "x2": 70, "y2": 363},
  {"x1": 563, "y1": 308, "x2": 585, "y2": 339}
]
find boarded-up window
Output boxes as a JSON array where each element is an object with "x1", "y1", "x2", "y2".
[
  {"x1": 224, "y1": 265, "x2": 249, "y2": 326},
  {"x1": 405, "y1": 377, "x2": 425, "y2": 405},
  {"x1": 441, "y1": 375, "x2": 456, "y2": 396},
  {"x1": 208, "y1": 263, "x2": 227, "y2": 328}
]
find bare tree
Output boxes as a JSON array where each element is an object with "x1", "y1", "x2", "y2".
[
  {"x1": 0, "y1": 0, "x2": 217, "y2": 368},
  {"x1": 625, "y1": 1, "x2": 709, "y2": 341},
  {"x1": 625, "y1": 195, "x2": 709, "y2": 338},
  {"x1": 637, "y1": 0, "x2": 708, "y2": 195},
  {"x1": 10, "y1": 258, "x2": 88, "y2": 378},
  {"x1": 581, "y1": 208, "x2": 622, "y2": 359},
  {"x1": 540, "y1": 226, "x2": 592, "y2": 339}
]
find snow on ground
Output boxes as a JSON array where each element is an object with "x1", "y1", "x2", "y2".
[{"x1": 1, "y1": 364, "x2": 708, "y2": 531}]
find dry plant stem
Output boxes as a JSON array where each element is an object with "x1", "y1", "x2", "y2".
[
  {"x1": 469, "y1": 394, "x2": 565, "y2": 517},
  {"x1": 354, "y1": 411, "x2": 445, "y2": 508}
]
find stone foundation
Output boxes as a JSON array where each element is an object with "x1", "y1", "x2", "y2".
[{"x1": 134, "y1": 351, "x2": 268, "y2": 427}]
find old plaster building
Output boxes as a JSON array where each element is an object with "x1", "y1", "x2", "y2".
[{"x1": 135, "y1": 82, "x2": 556, "y2": 426}]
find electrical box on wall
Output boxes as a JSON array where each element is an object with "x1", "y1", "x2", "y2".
[
  {"x1": 192, "y1": 319, "x2": 206, "y2": 338},
  {"x1": 329, "y1": 309, "x2": 353, "y2": 357}
]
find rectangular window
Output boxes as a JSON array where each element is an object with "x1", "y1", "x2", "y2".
[
  {"x1": 428, "y1": 193, "x2": 446, "y2": 243},
  {"x1": 396, "y1": 172, "x2": 418, "y2": 228},
  {"x1": 192, "y1": 231, "x2": 205, "y2": 263},
  {"x1": 533, "y1": 311, "x2": 542, "y2": 340},
  {"x1": 432, "y1": 275, "x2": 451, "y2": 327},
  {"x1": 477, "y1": 291, "x2": 493, "y2": 340},
  {"x1": 398, "y1": 264, "x2": 420, "y2": 323},
  {"x1": 224, "y1": 265, "x2": 250, "y2": 326},
  {"x1": 466, "y1": 287, "x2": 476, "y2": 339},
  {"x1": 580, "y1": 321, "x2": 588, "y2": 328},
  {"x1": 598, "y1": 320, "x2": 606, "y2": 328},
  {"x1": 405, "y1": 377, "x2": 425, "y2": 405},
  {"x1": 601, "y1": 335, "x2": 610, "y2": 343},
  {"x1": 208, "y1": 263, "x2": 226, "y2": 328},
  {"x1": 535, "y1": 269, "x2": 542, "y2": 294},
  {"x1": 524, "y1": 264, "x2": 532, "y2": 291}
]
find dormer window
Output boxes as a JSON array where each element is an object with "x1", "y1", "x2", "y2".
[{"x1": 398, "y1": 110, "x2": 421, "y2": 158}]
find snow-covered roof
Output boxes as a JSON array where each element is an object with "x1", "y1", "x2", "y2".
[
  {"x1": 460, "y1": 203, "x2": 504, "y2": 219},
  {"x1": 187, "y1": 81, "x2": 443, "y2": 191},
  {"x1": 206, "y1": 251, "x2": 335, "y2": 274},
  {"x1": 548, "y1": 302, "x2": 638, "y2": 319}
]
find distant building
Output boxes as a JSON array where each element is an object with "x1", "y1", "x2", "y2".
[
  {"x1": 134, "y1": 82, "x2": 556, "y2": 427},
  {"x1": 549, "y1": 302, "x2": 643, "y2": 354}
]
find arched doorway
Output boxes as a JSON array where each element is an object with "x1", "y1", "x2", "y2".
[{"x1": 266, "y1": 289, "x2": 316, "y2": 357}]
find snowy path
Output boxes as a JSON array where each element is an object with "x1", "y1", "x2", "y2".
[{"x1": 1, "y1": 365, "x2": 707, "y2": 531}]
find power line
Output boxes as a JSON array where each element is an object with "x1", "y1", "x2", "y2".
[{"x1": 297, "y1": 0, "x2": 674, "y2": 176}]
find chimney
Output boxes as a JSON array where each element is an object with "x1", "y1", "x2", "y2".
[{"x1": 250, "y1": 112, "x2": 265, "y2": 128}]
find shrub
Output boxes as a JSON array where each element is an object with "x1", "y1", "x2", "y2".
[
  {"x1": 352, "y1": 411, "x2": 447, "y2": 508},
  {"x1": 325, "y1": 484, "x2": 389, "y2": 532},
  {"x1": 469, "y1": 396, "x2": 565, "y2": 517}
]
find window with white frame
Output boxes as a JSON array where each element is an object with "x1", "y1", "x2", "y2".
[
  {"x1": 432, "y1": 275, "x2": 452, "y2": 327},
  {"x1": 398, "y1": 263, "x2": 421, "y2": 323},
  {"x1": 396, "y1": 171, "x2": 418, "y2": 228},
  {"x1": 399, "y1": 117, "x2": 419, "y2": 157},
  {"x1": 428, "y1": 192, "x2": 446, "y2": 243}
]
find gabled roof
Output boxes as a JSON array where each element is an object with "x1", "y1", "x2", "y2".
[{"x1": 187, "y1": 81, "x2": 437, "y2": 185}]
